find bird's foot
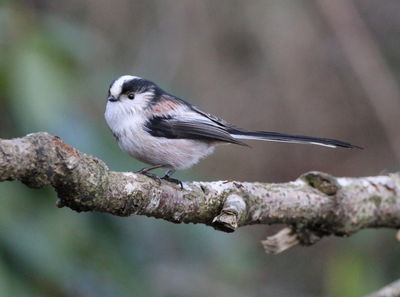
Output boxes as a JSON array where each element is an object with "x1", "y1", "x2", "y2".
[
  {"x1": 161, "y1": 175, "x2": 183, "y2": 189},
  {"x1": 135, "y1": 168, "x2": 161, "y2": 184}
]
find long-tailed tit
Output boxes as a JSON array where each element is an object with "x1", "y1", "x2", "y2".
[{"x1": 105, "y1": 75, "x2": 361, "y2": 185}]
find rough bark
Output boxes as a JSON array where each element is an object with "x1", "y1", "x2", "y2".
[{"x1": 1, "y1": 132, "x2": 400, "y2": 254}]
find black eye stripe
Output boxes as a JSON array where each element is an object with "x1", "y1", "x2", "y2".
[{"x1": 121, "y1": 78, "x2": 155, "y2": 94}]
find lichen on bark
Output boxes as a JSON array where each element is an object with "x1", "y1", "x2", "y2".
[{"x1": 1, "y1": 132, "x2": 400, "y2": 254}]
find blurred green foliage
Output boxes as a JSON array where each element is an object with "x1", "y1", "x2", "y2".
[{"x1": 0, "y1": 1, "x2": 399, "y2": 296}]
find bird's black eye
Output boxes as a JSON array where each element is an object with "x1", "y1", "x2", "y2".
[{"x1": 127, "y1": 92, "x2": 135, "y2": 100}]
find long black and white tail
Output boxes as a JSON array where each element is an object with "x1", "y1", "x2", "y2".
[{"x1": 230, "y1": 130, "x2": 362, "y2": 149}]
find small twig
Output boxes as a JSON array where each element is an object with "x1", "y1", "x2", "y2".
[
  {"x1": 363, "y1": 279, "x2": 400, "y2": 297},
  {"x1": 212, "y1": 193, "x2": 247, "y2": 232},
  {"x1": 262, "y1": 227, "x2": 299, "y2": 254}
]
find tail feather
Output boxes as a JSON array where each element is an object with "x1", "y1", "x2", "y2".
[{"x1": 230, "y1": 130, "x2": 362, "y2": 149}]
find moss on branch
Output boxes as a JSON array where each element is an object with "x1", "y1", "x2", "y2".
[{"x1": 1, "y1": 132, "x2": 400, "y2": 253}]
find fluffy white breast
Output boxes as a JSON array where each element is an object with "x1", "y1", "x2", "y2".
[
  {"x1": 105, "y1": 98, "x2": 144, "y2": 138},
  {"x1": 104, "y1": 100, "x2": 217, "y2": 170},
  {"x1": 105, "y1": 99, "x2": 147, "y2": 154}
]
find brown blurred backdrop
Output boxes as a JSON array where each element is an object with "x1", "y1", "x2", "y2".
[{"x1": 0, "y1": 1, "x2": 399, "y2": 297}]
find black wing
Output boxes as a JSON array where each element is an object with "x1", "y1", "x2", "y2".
[
  {"x1": 189, "y1": 105, "x2": 243, "y2": 130},
  {"x1": 189, "y1": 105, "x2": 361, "y2": 149},
  {"x1": 144, "y1": 115, "x2": 247, "y2": 145},
  {"x1": 151, "y1": 91, "x2": 242, "y2": 131}
]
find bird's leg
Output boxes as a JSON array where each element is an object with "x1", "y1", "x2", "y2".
[
  {"x1": 161, "y1": 170, "x2": 183, "y2": 189},
  {"x1": 135, "y1": 165, "x2": 164, "y2": 183}
]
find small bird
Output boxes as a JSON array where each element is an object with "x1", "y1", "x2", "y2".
[{"x1": 105, "y1": 75, "x2": 360, "y2": 185}]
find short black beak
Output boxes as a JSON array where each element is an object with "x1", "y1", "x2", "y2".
[{"x1": 108, "y1": 95, "x2": 118, "y2": 102}]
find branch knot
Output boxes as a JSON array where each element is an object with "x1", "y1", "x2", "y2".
[{"x1": 301, "y1": 171, "x2": 340, "y2": 196}]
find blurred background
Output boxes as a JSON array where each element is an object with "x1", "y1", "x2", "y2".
[{"x1": 0, "y1": 0, "x2": 399, "y2": 296}]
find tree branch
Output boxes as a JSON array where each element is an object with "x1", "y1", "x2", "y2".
[{"x1": 1, "y1": 132, "x2": 400, "y2": 253}]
